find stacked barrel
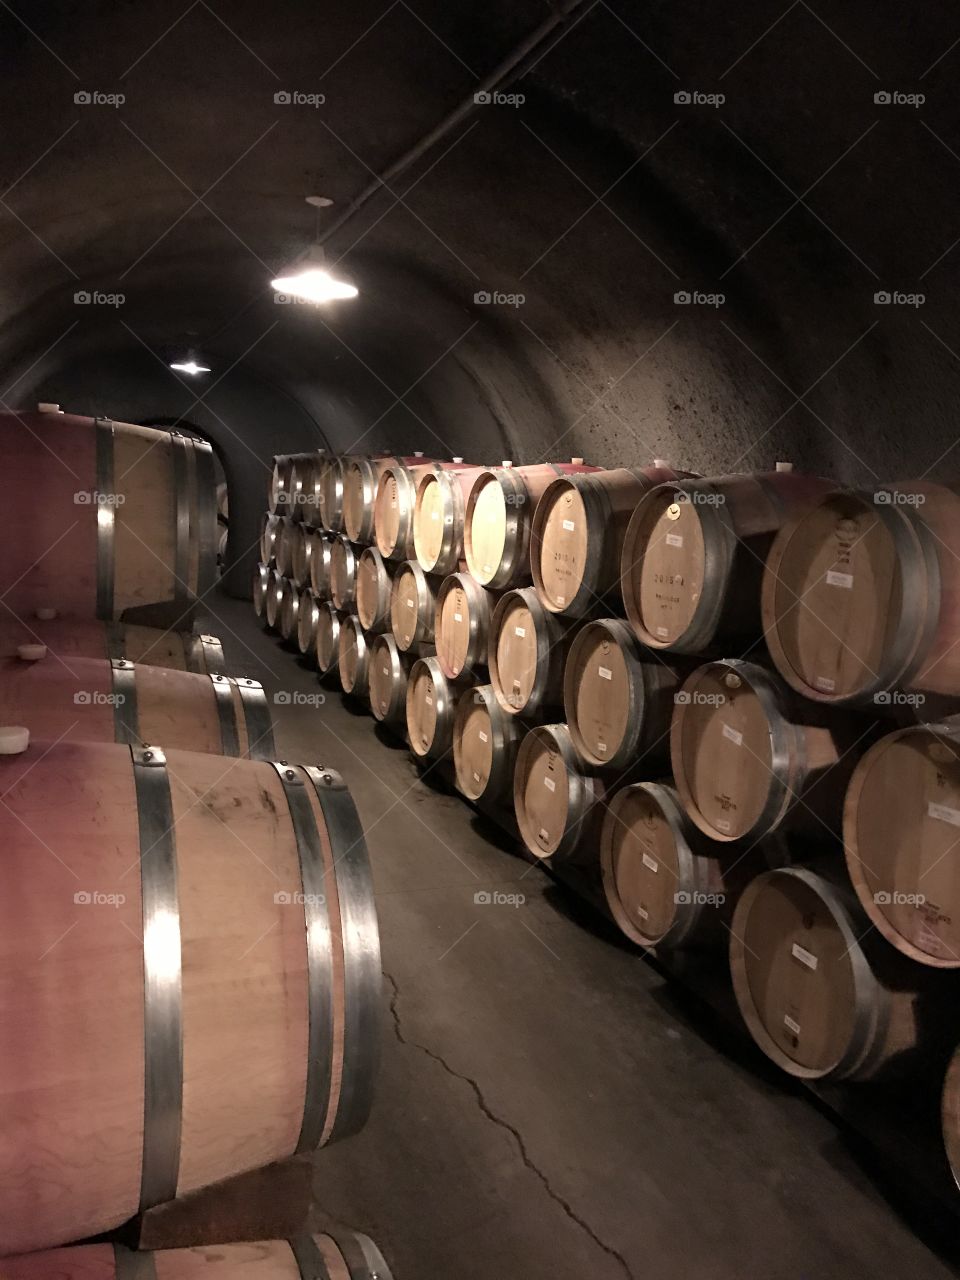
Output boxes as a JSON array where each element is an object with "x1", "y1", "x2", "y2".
[
  {"x1": 0, "y1": 409, "x2": 384, "y2": 1265},
  {"x1": 258, "y1": 445, "x2": 960, "y2": 1191}
]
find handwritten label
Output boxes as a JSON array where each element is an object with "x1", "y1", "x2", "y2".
[
  {"x1": 544, "y1": 777, "x2": 556, "y2": 792},
  {"x1": 598, "y1": 666, "x2": 612, "y2": 681},
  {"x1": 665, "y1": 533, "x2": 683, "y2": 548},
  {"x1": 515, "y1": 626, "x2": 526, "y2": 638},
  {"x1": 454, "y1": 612, "x2": 462, "y2": 622},
  {"x1": 783, "y1": 1014, "x2": 801, "y2": 1036},
  {"x1": 715, "y1": 818, "x2": 731, "y2": 832},
  {"x1": 929, "y1": 801, "x2": 960, "y2": 827},
  {"x1": 478, "y1": 731, "x2": 488, "y2": 743},
  {"x1": 815, "y1": 675, "x2": 835, "y2": 692},
  {"x1": 642, "y1": 852, "x2": 659, "y2": 873},
  {"x1": 637, "y1": 905, "x2": 649, "y2": 921},
  {"x1": 722, "y1": 723, "x2": 743, "y2": 747},
  {"x1": 406, "y1": 598, "x2": 414, "y2": 608},
  {"x1": 656, "y1": 626, "x2": 668, "y2": 638},
  {"x1": 791, "y1": 942, "x2": 818, "y2": 971},
  {"x1": 562, "y1": 519, "x2": 575, "y2": 531},
  {"x1": 825, "y1": 569, "x2": 853, "y2": 589}
]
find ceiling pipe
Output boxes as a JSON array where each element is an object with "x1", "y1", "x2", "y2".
[{"x1": 318, "y1": 0, "x2": 594, "y2": 246}]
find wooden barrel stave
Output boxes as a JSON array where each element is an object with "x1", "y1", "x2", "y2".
[
  {"x1": 0, "y1": 617, "x2": 224, "y2": 676},
  {"x1": 0, "y1": 740, "x2": 381, "y2": 1254}
]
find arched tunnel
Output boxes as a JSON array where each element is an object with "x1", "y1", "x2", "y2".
[{"x1": 1, "y1": 3, "x2": 960, "y2": 1277}]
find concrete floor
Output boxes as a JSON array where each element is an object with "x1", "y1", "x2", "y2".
[{"x1": 210, "y1": 592, "x2": 960, "y2": 1280}]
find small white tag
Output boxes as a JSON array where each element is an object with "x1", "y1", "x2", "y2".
[
  {"x1": 815, "y1": 675, "x2": 835, "y2": 691},
  {"x1": 562, "y1": 519, "x2": 575, "y2": 531},
  {"x1": 783, "y1": 1014, "x2": 801, "y2": 1036},
  {"x1": 382, "y1": 666, "x2": 389, "y2": 675},
  {"x1": 431, "y1": 511, "x2": 439, "y2": 520},
  {"x1": 406, "y1": 598, "x2": 414, "y2": 608},
  {"x1": 642, "y1": 852, "x2": 658, "y2": 873},
  {"x1": 656, "y1": 626, "x2": 668, "y2": 638},
  {"x1": 637, "y1": 905, "x2": 649, "y2": 921},
  {"x1": 722, "y1": 723, "x2": 743, "y2": 747},
  {"x1": 515, "y1": 625, "x2": 526, "y2": 637},
  {"x1": 665, "y1": 533, "x2": 683, "y2": 548},
  {"x1": 715, "y1": 818, "x2": 731, "y2": 832},
  {"x1": 598, "y1": 666, "x2": 612, "y2": 680},
  {"x1": 544, "y1": 776, "x2": 556, "y2": 792},
  {"x1": 825, "y1": 569, "x2": 853, "y2": 589},
  {"x1": 929, "y1": 801, "x2": 960, "y2": 827},
  {"x1": 483, "y1": 563, "x2": 492, "y2": 573},
  {"x1": 539, "y1": 827, "x2": 549, "y2": 841},
  {"x1": 791, "y1": 942, "x2": 818, "y2": 971},
  {"x1": 473, "y1": 770, "x2": 481, "y2": 783},
  {"x1": 597, "y1": 741, "x2": 607, "y2": 753},
  {"x1": 557, "y1": 594, "x2": 565, "y2": 604},
  {"x1": 425, "y1": 693, "x2": 433, "y2": 705},
  {"x1": 478, "y1": 731, "x2": 488, "y2": 743},
  {"x1": 454, "y1": 612, "x2": 462, "y2": 622}
]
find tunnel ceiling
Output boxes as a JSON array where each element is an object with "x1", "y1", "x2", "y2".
[{"x1": 1, "y1": 1, "x2": 958, "y2": 480}]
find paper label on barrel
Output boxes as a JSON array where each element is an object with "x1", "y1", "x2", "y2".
[
  {"x1": 825, "y1": 569, "x2": 853, "y2": 589},
  {"x1": 483, "y1": 564, "x2": 492, "y2": 573},
  {"x1": 406, "y1": 598, "x2": 414, "y2": 608},
  {"x1": 642, "y1": 852, "x2": 659, "y2": 873},
  {"x1": 598, "y1": 666, "x2": 613, "y2": 680},
  {"x1": 515, "y1": 626, "x2": 526, "y2": 637},
  {"x1": 562, "y1": 519, "x2": 575, "y2": 531},
  {"x1": 382, "y1": 666, "x2": 389, "y2": 676},
  {"x1": 665, "y1": 533, "x2": 683, "y2": 548},
  {"x1": 539, "y1": 827, "x2": 549, "y2": 842},
  {"x1": 597, "y1": 741, "x2": 607, "y2": 753},
  {"x1": 425, "y1": 693, "x2": 433, "y2": 705},
  {"x1": 431, "y1": 511, "x2": 439, "y2": 520},
  {"x1": 637, "y1": 905, "x2": 649, "y2": 920},
  {"x1": 715, "y1": 817, "x2": 731, "y2": 832},
  {"x1": 783, "y1": 1013, "x2": 801, "y2": 1036},
  {"x1": 557, "y1": 595, "x2": 566, "y2": 604},
  {"x1": 722, "y1": 723, "x2": 743, "y2": 747},
  {"x1": 453, "y1": 612, "x2": 463, "y2": 623},
  {"x1": 473, "y1": 770, "x2": 481, "y2": 783},
  {"x1": 479, "y1": 731, "x2": 488, "y2": 743},
  {"x1": 544, "y1": 776, "x2": 556, "y2": 792},
  {"x1": 656, "y1": 626, "x2": 668, "y2": 638},
  {"x1": 814, "y1": 675, "x2": 835, "y2": 691},
  {"x1": 929, "y1": 801, "x2": 960, "y2": 827},
  {"x1": 791, "y1": 942, "x2": 818, "y2": 971}
]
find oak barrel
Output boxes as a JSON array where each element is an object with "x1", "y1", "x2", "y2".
[
  {"x1": 296, "y1": 588, "x2": 321, "y2": 658},
  {"x1": 453, "y1": 683, "x2": 523, "y2": 807},
  {"x1": 0, "y1": 616, "x2": 224, "y2": 676},
  {"x1": 330, "y1": 535, "x2": 359, "y2": 611},
  {"x1": 1, "y1": 408, "x2": 217, "y2": 627},
  {"x1": 513, "y1": 723, "x2": 607, "y2": 862},
  {"x1": 314, "y1": 603, "x2": 343, "y2": 676},
  {"x1": 488, "y1": 587, "x2": 573, "y2": 717},
  {"x1": 373, "y1": 460, "x2": 441, "y2": 562},
  {"x1": 464, "y1": 460, "x2": 600, "y2": 589},
  {"x1": 413, "y1": 463, "x2": 486, "y2": 577},
  {"x1": 308, "y1": 529, "x2": 334, "y2": 601},
  {"x1": 620, "y1": 469, "x2": 830, "y2": 652},
  {"x1": 278, "y1": 577, "x2": 301, "y2": 644},
  {"x1": 254, "y1": 566, "x2": 284, "y2": 632},
  {"x1": 338, "y1": 616, "x2": 370, "y2": 699},
  {"x1": 260, "y1": 512, "x2": 280, "y2": 566},
  {"x1": 671, "y1": 658, "x2": 866, "y2": 844},
  {"x1": 390, "y1": 560, "x2": 439, "y2": 651},
  {"x1": 843, "y1": 719, "x2": 960, "y2": 967},
  {"x1": 317, "y1": 455, "x2": 345, "y2": 531},
  {"x1": 729, "y1": 866, "x2": 932, "y2": 1081},
  {"x1": 405, "y1": 656, "x2": 466, "y2": 761},
  {"x1": 342, "y1": 453, "x2": 426, "y2": 544},
  {"x1": 0, "y1": 739, "x2": 381, "y2": 1254},
  {"x1": 368, "y1": 633, "x2": 413, "y2": 725},
  {"x1": 435, "y1": 572, "x2": 498, "y2": 679},
  {"x1": 289, "y1": 523, "x2": 314, "y2": 589},
  {"x1": 274, "y1": 518, "x2": 299, "y2": 580},
  {"x1": 2, "y1": 1230, "x2": 393, "y2": 1279},
  {"x1": 762, "y1": 483, "x2": 960, "y2": 703},
  {"x1": 530, "y1": 465, "x2": 688, "y2": 617},
  {"x1": 563, "y1": 618, "x2": 684, "y2": 771},
  {"x1": 0, "y1": 655, "x2": 275, "y2": 759},
  {"x1": 289, "y1": 450, "x2": 326, "y2": 525},
  {"x1": 355, "y1": 546, "x2": 395, "y2": 634}
]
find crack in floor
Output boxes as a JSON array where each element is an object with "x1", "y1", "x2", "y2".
[{"x1": 383, "y1": 969, "x2": 636, "y2": 1280}]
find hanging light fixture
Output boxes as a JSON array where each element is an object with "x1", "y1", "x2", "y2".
[
  {"x1": 271, "y1": 197, "x2": 358, "y2": 303},
  {"x1": 170, "y1": 359, "x2": 211, "y2": 375}
]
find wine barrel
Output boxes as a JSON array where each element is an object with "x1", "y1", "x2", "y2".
[
  {"x1": 278, "y1": 577, "x2": 301, "y2": 643},
  {"x1": 296, "y1": 588, "x2": 320, "y2": 658},
  {"x1": 315, "y1": 602, "x2": 343, "y2": 676},
  {"x1": 254, "y1": 565, "x2": 284, "y2": 632},
  {"x1": 729, "y1": 866, "x2": 941, "y2": 1081},
  {"x1": 0, "y1": 616, "x2": 225, "y2": 676},
  {"x1": 413, "y1": 463, "x2": 486, "y2": 577},
  {"x1": 0, "y1": 739, "x2": 381, "y2": 1254},
  {"x1": 563, "y1": 618, "x2": 684, "y2": 771},
  {"x1": 622, "y1": 468, "x2": 831, "y2": 653},
  {"x1": 374, "y1": 459, "x2": 449, "y2": 561},
  {"x1": 368, "y1": 633, "x2": 413, "y2": 725},
  {"x1": 330, "y1": 535, "x2": 359, "y2": 611},
  {"x1": 600, "y1": 782, "x2": 756, "y2": 949},
  {"x1": 260, "y1": 512, "x2": 280, "y2": 565},
  {"x1": 843, "y1": 719, "x2": 960, "y2": 967},
  {"x1": 488, "y1": 587, "x2": 573, "y2": 717},
  {"x1": 318, "y1": 455, "x2": 345, "y2": 531},
  {"x1": 356, "y1": 546, "x2": 395, "y2": 634},
  {"x1": 464, "y1": 460, "x2": 601, "y2": 589},
  {"x1": 406, "y1": 656, "x2": 466, "y2": 761},
  {"x1": 435, "y1": 572, "x2": 498, "y2": 679},
  {"x1": 1, "y1": 408, "x2": 217, "y2": 627},
  {"x1": 309, "y1": 528, "x2": 334, "y2": 601},
  {"x1": 338, "y1": 616, "x2": 370, "y2": 699},
  {"x1": 763, "y1": 483, "x2": 960, "y2": 704},
  {"x1": 514, "y1": 723, "x2": 607, "y2": 862},
  {"x1": 289, "y1": 522, "x2": 314, "y2": 588},
  {"x1": 2, "y1": 1230, "x2": 394, "y2": 1280},
  {"x1": 290, "y1": 450, "x2": 326, "y2": 525},
  {"x1": 530, "y1": 465, "x2": 689, "y2": 617},
  {"x1": 390, "y1": 560, "x2": 439, "y2": 651},
  {"x1": 274, "y1": 518, "x2": 300, "y2": 580},
  {"x1": 453, "y1": 683, "x2": 523, "y2": 807},
  {"x1": 671, "y1": 658, "x2": 864, "y2": 844},
  {"x1": 0, "y1": 656, "x2": 275, "y2": 760},
  {"x1": 342, "y1": 453, "x2": 427, "y2": 544},
  {"x1": 268, "y1": 451, "x2": 316, "y2": 515}
]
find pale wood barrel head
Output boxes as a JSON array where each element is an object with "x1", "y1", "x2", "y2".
[
  {"x1": 338, "y1": 622, "x2": 361, "y2": 692},
  {"x1": 414, "y1": 474, "x2": 446, "y2": 569},
  {"x1": 493, "y1": 595, "x2": 539, "y2": 712},
  {"x1": 330, "y1": 539, "x2": 353, "y2": 606},
  {"x1": 368, "y1": 635, "x2": 397, "y2": 720},
  {"x1": 515, "y1": 729, "x2": 570, "y2": 857},
  {"x1": 626, "y1": 490, "x2": 705, "y2": 645},
  {"x1": 315, "y1": 606, "x2": 339, "y2": 672},
  {"x1": 602, "y1": 786, "x2": 681, "y2": 945},
  {"x1": 535, "y1": 484, "x2": 588, "y2": 610},
  {"x1": 568, "y1": 623, "x2": 631, "y2": 764},
  {"x1": 375, "y1": 470, "x2": 403, "y2": 555},
  {"x1": 406, "y1": 662, "x2": 439, "y2": 756},
  {"x1": 845, "y1": 726, "x2": 960, "y2": 966},
  {"x1": 454, "y1": 691, "x2": 495, "y2": 799},
  {"x1": 467, "y1": 475, "x2": 508, "y2": 584},
  {"x1": 342, "y1": 463, "x2": 365, "y2": 540},
  {"x1": 437, "y1": 579, "x2": 471, "y2": 677},
  {"x1": 672, "y1": 665, "x2": 773, "y2": 841},
  {"x1": 732, "y1": 872, "x2": 858, "y2": 1077},
  {"x1": 767, "y1": 493, "x2": 903, "y2": 700},
  {"x1": 355, "y1": 551, "x2": 381, "y2": 630},
  {"x1": 390, "y1": 564, "x2": 420, "y2": 649}
]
